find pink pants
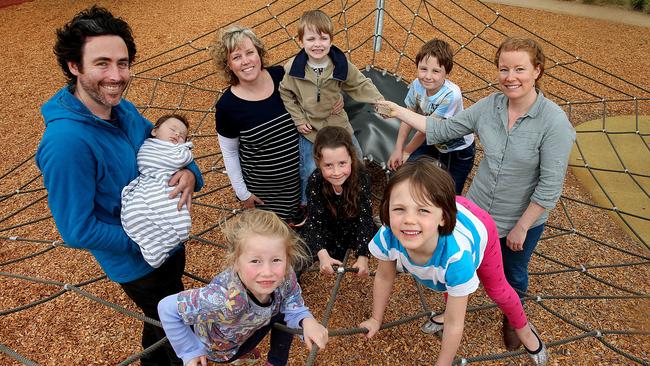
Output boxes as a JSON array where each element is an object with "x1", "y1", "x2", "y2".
[{"x1": 452, "y1": 196, "x2": 528, "y2": 329}]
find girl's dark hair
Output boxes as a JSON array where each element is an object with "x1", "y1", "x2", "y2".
[
  {"x1": 54, "y1": 6, "x2": 137, "y2": 85},
  {"x1": 154, "y1": 113, "x2": 189, "y2": 129},
  {"x1": 380, "y1": 157, "x2": 457, "y2": 235},
  {"x1": 312, "y1": 126, "x2": 364, "y2": 219}
]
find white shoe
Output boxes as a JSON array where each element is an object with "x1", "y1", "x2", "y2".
[
  {"x1": 420, "y1": 316, "x2": 443, "y2": 334},
  {"x1": 525, "y1": 324, "x2": 548, "y2": 366}
]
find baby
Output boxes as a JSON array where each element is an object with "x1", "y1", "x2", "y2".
[{"x1": 121, "y1": 114, "x2": 194, "y2": 268}]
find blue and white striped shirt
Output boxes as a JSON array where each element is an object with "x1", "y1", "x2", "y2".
[{"x1": 368, "y1": 199, "x2": 488, "y2": 297}]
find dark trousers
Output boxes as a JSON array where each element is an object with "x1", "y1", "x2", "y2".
[
  {"x1": 226, "y1": 312, "x2": 294, "y2": 366},
  {"x1": 409, "y1": 141, "x2": 475, "y2": 195},
  {"x1": 499, "y1": 224, "x2": 545, "y2": 294},
  {"x1": 120, "y1": 247, "x2": 186, "y2": 366}
]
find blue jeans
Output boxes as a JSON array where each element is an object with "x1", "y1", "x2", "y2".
[
  {"x1": 499, "y1": 223, "x2": 545, "y2": 294},
  {"x1": 408, "y1": 141, "x2": 475, "y2": 195},
  {"x1": 299, "y1": 134, "x2": 363, "y2": 204}
]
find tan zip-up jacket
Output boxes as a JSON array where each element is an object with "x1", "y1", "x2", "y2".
[{"x1": 279, "y1": 46, "x2": 384, "y2": 142}]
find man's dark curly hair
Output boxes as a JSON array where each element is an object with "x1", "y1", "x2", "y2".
[{"x1": 54, "y1": 6, "x2": 137, "y2": 85}]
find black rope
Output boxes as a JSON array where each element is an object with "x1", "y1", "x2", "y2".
[{"x1": 2, "y1": 0, "x2": 650, "y2": 365}]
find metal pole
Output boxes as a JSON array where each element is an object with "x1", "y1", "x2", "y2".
[{"x1": 374, "y1": 0, "x2": 385, "y2": 52}]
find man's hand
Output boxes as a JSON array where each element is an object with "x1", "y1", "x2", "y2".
[{"x1": 169, "y1": 168, "x2": 196, "y2": 211}]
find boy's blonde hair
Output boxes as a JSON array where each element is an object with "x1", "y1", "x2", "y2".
[
  {"x1": 210, "y1": 25, "x2": 267, "y2": 86},
  {"x1": 297, "y1": 10, "x2": 334, "y2": 41},
  {"x1": 222, "y1": 209, "x2": 308, "y2": 270}
]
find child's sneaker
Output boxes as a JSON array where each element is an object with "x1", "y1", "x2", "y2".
[
  {"x1": 230, "y1": 347, "x2": 261, "y2": 365},
  {"x1": 525, "y1": 324, "x2": 548, "y2": 366},
  {"x1": 420, "y1": 316, "x2": 444, "y2": 334}
]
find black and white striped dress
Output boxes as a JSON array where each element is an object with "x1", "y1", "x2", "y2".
[
  {"x1": 120, "y1": 138, "x2": 193, "y2": 268},
  {"x1": 216, "y1": 66, "x2": 300, "y2": 220}
]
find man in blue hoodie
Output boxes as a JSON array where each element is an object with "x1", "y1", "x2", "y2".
[{"x1": 35, "y1": 6, "x2": 203, "y2": 365}]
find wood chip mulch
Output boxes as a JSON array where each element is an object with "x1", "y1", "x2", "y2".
[{"x1": 0, "y1": 1, "x2": 648, "y2": 365}]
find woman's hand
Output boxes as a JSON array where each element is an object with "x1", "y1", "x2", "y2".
[
  {"x1": 297, "y1": 123, "x2": 313, "y2": 135},
  {"x1": 186, "y1": 355, "x2": 207, "y2": 366},
  {"x1": 241, "y1": 193, "x2": 264, "y2": 209},
  {"x1": 302, "y1": 317, "x2": 328, "y2": 351},
  {"x1": 506, "y1": 224, "x2": 527, "y2": 251},
  {"x1": 374, "y1": 101, "x2": 400, "y2": 118},
  {"x1": 317, "y1": 249, "x2": 343, "y2": 275},
  {"x1": 352, "y1": 256, "x2": 369, "y2": 277},
  {"x1": 168, "y1": 168, "x2": 196, "y2": 211},
  {"x1": 359, "y1": 317, "x2": 381, "y2": 339}
]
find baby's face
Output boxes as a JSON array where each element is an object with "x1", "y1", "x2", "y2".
[{"x1": 152, "y1": 118, "x2": 188, "y2": 144}]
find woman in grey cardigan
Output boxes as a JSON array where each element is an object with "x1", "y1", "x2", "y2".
[{"x1": 376, "y1": 37, "x2": 575, "y2": 352}]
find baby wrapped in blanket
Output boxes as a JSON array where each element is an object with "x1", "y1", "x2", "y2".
[{"x1": 121, "y1": 115, "x2": 194, "y2": 268}]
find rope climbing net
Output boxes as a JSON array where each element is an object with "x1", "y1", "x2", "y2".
[{"x1": 1, "y1": 0, "x2": 649, "y2": 365}]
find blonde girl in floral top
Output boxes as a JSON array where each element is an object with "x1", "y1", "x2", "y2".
[{"x1": 158, "y1": 210, "x2": 328, "y2": 366}]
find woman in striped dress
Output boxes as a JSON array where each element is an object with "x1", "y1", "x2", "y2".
[{"x1": 212, "y1": 26, "x2": 301, "y2": 221}]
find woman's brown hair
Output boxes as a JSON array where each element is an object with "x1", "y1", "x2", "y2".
[{"x1": 494, "y1": 37, "x2": 546, "y2": 88}]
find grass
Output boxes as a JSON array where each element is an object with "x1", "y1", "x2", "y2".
[{"x1": 562, "y1": 0, "x2": 650, "y2": 12}]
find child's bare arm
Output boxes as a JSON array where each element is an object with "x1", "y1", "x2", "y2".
[
  {"x1": 436, "y1": 295, "x2": 468, "y2": 366},
  {"x1": 403, "y1": 130, "x2": 426, "y2": 155},
  {"x1": 359, "y1": 259, "x2": 397, "y2": 338},
  {"x1": 388, "y1": 122, "x2": 413, "y2": 170}
]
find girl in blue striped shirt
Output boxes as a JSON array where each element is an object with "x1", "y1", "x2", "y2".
[{"x1": 359, "y1": 158, "x2": 548, "y2": 366}]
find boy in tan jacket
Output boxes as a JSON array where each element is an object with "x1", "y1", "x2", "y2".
[{"x1": 280, "y1": 9, "x2": 384, "y2": 206}]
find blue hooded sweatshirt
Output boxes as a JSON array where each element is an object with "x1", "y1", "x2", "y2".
[{"x1": 36, "y1": 86, "x2": 204, "y2": 283}]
